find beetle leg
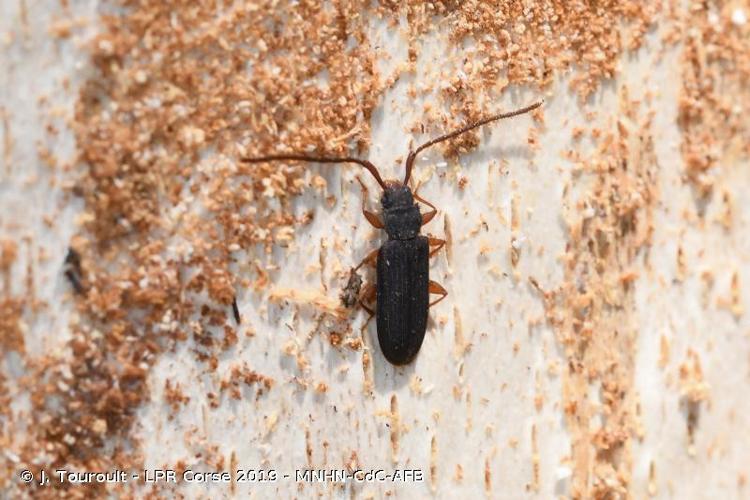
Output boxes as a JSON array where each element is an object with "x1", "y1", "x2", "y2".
[
  {"x1": 356, "y1": 176, "x2": 384, "y2": 229},
  {"x1": 427, "y1": 236, "x2": 446, "y2": 258},
  {"x1": 354, "y1": 247, "x2": 378, "y2": 271},
  {"x1": 413, "y1": 191, "x2": 437, "y2": 226},
  {"x1": 359, "y1": 282, "x2": 377, "y2": 322},
  {"x1": 428, "y1": 280, "x2": 448, "y2": 308},
  {"x1": 364, "y1": 209, "x2": 384, "y2": 229}
]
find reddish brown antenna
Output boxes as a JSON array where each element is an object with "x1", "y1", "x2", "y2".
[
  {"x1": 403, "y1": 100, "x2": 543, "y2": 185},
  {"x1": 241, "y1": 154, "x2": 387, "y2": 191}
]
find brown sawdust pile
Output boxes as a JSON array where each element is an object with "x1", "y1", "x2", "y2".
[
  {"x1": 538, "y1": 92, "x2": 658, "y2": 497},
  {"x1": 670, "y1": 2, "x2": 750, "y2": 198}
]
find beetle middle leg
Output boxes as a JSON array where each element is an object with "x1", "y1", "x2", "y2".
[
  {"x1": 427, "y1": 236, "x2": 446, "y2": 258},
  {"x1": 352, "y1": 245, "x2": 377, "y2": 324},
  {"x1": 353, "y1": 247, "x2": 378, "y2": 271},
  {"x1": 428, "y1": 280, "x2": 448, "y2": 308}
]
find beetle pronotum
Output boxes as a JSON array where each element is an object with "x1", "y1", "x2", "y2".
[{"x1": 242, "y1": 100, "x2": 542, "y2": 364}]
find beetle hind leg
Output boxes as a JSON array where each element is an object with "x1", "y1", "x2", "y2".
[
  {"x1": 428, "y1": 280, "x2": 448, "y2": 308},
  {"x1": 359, "y1": 282, "x2": 377, "y2": 326}
]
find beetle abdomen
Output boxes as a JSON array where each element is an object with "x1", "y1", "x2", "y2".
[{"x1": 376, "y1": 236, "x2": 429, "y2": 365}]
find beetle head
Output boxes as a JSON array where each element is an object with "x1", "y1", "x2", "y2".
[{"x1": 381, "y1": 182, "x2": 414, "y2": 209}]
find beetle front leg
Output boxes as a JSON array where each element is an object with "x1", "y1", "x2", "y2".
[
  {"x1": 413, "y1": 191, "x2": 437, "y2": 226},
  {"x1": 356, "y1": 177, "x2": 384, "y2": 229},
  {"x1": 428, "y1": 280, "x2": 448, "y2": 308},
  {"x1": 427, "y1": 236, "x2": 446, "y2": 258}
]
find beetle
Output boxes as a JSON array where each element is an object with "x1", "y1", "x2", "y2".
[{"x1": 241, "y1": 100, "x2": 542, "y2": 364}]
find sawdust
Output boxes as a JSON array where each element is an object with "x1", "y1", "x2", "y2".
[{"x1": 538, "y1": 92, "x2": 658, "y2": 498}]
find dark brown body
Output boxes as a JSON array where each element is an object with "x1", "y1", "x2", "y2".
[
  {"x1": 371, "y1": 184, "x2": 432, "y2": 365},
  {"x1": 376, "y1": 236, "x2": 429, "y2": 365}
]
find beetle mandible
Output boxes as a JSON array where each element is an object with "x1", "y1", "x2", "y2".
[{"x1": 242, "y1": 100, "x2": 542, "y2": 364}]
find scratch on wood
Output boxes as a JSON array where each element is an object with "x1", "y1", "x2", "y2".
[
  {"x1": 531, "y1": 423, "x2": 540, "y2": 492},
  {"x1": 362, "y1": 349, "x2": 373, "y2": 395},
  {"x1": 484, "y1": 455, "x2": 492, "y2": 494},
  {"x1": 305, "y1": 427, "x2": 313, "y2": 466},
  {"x1": 430, "y1": 435, "x2": 437, "y2": 492},
  {"x1": 453, "y1": 306, "x2": 466, "y2": 359},
  {"x1": 1, "y1": 107, "x2": 11, "y2": 174},
  {"x1": 390, "y1": 394, "x2": 399, "y2": 463},
  {"x1": 268, "y1": 287, "x2": 347, "y2": 319},
  {"x1": 443, "y1": 213, "x2": 453, "y2": 267},
  {"x1": 24, "y1": 238, "x2": 35, "y2": 308},
  {"x1": 19, "y1": 0, "x2": 30, "y2": 36}
]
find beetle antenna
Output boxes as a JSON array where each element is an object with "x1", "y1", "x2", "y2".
[
  {"x1": 241, "y1": 154, "x2": 387, "y2": 190},
  {"x1": 403, "y1": 100, "x2": 544, "y2": 185}
]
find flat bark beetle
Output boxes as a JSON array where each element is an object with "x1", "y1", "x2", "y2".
[{"x1": 242, "y1": 100, "x2": 542, "y2": 364}]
